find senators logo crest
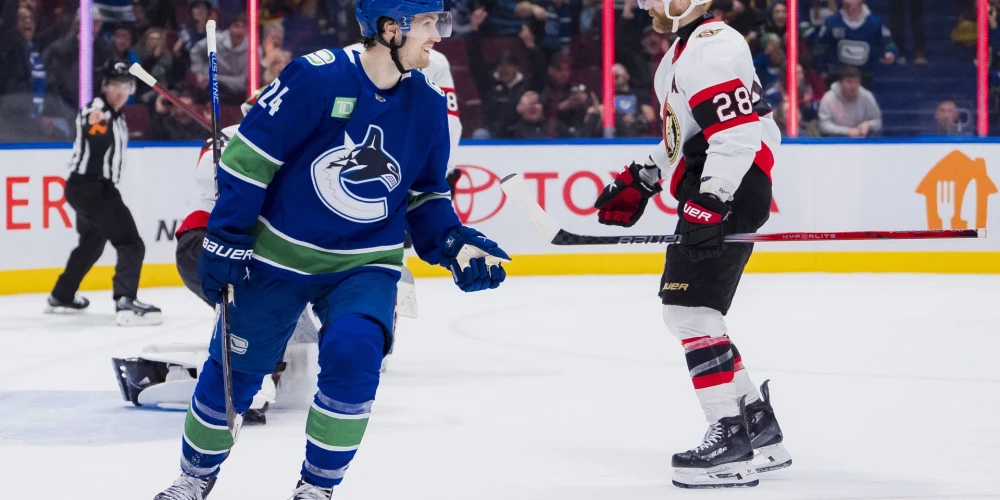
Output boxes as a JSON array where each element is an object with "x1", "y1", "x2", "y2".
[{"x1": 663, "y1": 104, "x2": 681, "y2": 165}]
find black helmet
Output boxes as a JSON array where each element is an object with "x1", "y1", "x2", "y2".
[{"x1": 101, "y1": 60, "x2": 134, "y2": 85}]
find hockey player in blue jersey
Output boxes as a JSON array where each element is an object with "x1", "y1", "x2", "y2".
[{"x1": 153, "y1": 0, "x2": 509, "y2": 498}]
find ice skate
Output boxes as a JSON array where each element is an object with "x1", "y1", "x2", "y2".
[
  {"x1": 747, "y1": 379, "x2": 792, "y2": 472},
  {"x1": 153, "y1": 473, "x2": 216, "y2": 500},
  {"x1": 290, "y1": 478, "x2": 334, "y2": 500},
  {"x1": 671, "y1": 399, "x2": 758, "y2": 489},
  {"x1": 44, "y1": 294, "x2": 89, "y2": 314},
  {"x1": 116, "y1": 297, "x2": 163, "y2": 326}
]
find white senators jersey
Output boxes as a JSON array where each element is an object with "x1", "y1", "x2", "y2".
[
  {"x1": 649, "y1": 16, "x2": 780, "y2": 199},
  {"x1": 345, "y1": 44, "x2": 463, "y2": 158}
]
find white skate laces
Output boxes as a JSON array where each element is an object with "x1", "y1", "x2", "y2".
[
  {"x1": 291, "y1": 482, "x2": 334, "y2": 500},
  {"x1": 693, "y1": 422, "x2": 724, "y2": 452},
  {"x1": 158, "y1": 474, "x2": 210, "y2": 500}
]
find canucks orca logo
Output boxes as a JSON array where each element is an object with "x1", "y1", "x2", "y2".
[{"x1": 310, "y1": 125, "x2": 402, "y2": 223}]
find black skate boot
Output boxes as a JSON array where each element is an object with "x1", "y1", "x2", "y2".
[
  {"x1": 290, "y1": 478, "x2": 334, "y2": 499},
  {"x1": 671, "y1": 398, "x2": 758, "y2": 489},
  {"x1": 116, "y1": 297, "x2": 163, "y2": 326},
  {"x1": 44, "y1": 294, "x2": 89, "y2": 314},
  {"x1": 153, "y1": 473, "x2": 217, "y2": 500},
  {"x1": 746, "y1": 379, "x2": 793, "y2": 472}
]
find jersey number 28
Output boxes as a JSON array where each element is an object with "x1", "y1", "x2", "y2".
[{"x1": 713, "y1": 87, "x2": 753, "y2": 122}]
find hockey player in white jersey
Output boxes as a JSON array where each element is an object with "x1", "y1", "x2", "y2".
[{"x1": 592, "y1": 0, "x2": 790, "y2": 489}]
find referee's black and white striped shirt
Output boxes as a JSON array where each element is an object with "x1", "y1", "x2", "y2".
[{"x1": 68, "y1": 96, "x2": 129, "y2": 183}]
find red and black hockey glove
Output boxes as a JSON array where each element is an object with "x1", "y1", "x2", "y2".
[
  {"x1": 677, "y1": 193, "x2": 732, "y2": 261},
  {"x1": 594, "y1": 162, "x2": 663, "y2": 227}
]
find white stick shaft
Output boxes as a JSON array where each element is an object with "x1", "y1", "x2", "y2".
[{"x1": 206, "y1": 20, "x2": 217, "y2": 53}]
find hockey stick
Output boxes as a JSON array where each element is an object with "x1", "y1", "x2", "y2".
[
  {"x1": 128, "y1": 63, "x2": 214, "y2": 132},
  {"x1": 207, "y1": 20, "x2": 243, "y2": 440},
  {"x1": 500, "y1": 174, "x2": 986, "y2": 245}
]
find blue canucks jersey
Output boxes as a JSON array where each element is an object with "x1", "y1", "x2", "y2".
[{"x1": 209, "y1": 48, "x2": 460, "y2": 283}]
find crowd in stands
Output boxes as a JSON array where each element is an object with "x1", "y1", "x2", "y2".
[{"x1": 0, "y1": 0, "x2": 987, "y2": 142}]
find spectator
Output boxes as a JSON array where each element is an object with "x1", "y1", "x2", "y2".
[
  {"x1": 933, "y1": 100, "x2": 968, "y2": 136},
  {"x1": 818, "y1": 66, "x2": 882, "y2": 138},
  {"x1": 130, "y1": 0, "x2": 150, "y2": 39},
  {"x1": 263, "y1": 49, "x2": 291, "y2": 85},
  {"x1": 0, "y1": 0, "x2": 47, "y2": 140},
  {"x1": 259, "y1": 21, "x2": 284, "y2": 79},
  {"x1": 814, "y1": 0, "x2": 898, "y2": 85},
  {"x1": 540, "y1": 52, "x2": 573, "y2": 119},
  {"x1": 191, "y1": 13, "x2": 249, "y2": 104},
  {"x1": 537, "y1": 0, "x2": 578, "y2": 57},
  {"x1": 611, "y1": 63, "x2": 654, "y2": 137},
  {"x1": 136, "y1": 27, "x2": 173, "y2": 89},
  {"x1": 468, "y1": 8, "x2": 533, "y2": 137},
  {"x1": 147, "y1": 86, "x2": 207, "y2": 140},
  {"x1": 43, "y1": 6, "x2": 116, "y2": 121},
  {"x1": 889, "y1": 0, "x2": 925, "y2": 64},
  {"x1": 477, "y1": 0, "x2": 536, "y2": 37},
  {"x1": 809, "y1": 0, "x2": 837, "y2": 27},
  {"x1": 109, "y1": 24, "x2": 140, "y2": 67},
  {"x1": 579, "y1": 0, "x2": 600, "y2": 36},
  {"x1": 761, "y1": 1, "x2": 787, "y2": 39},
  {"x1": 449, "y1": 0, "x2": 474, "y2": 38},
  {"x1": 133, "y1": 0, "x2": 176, "y2": 30},
  {"x1": 172, "y1": 0, "x2": 210, "y2": 77},
  {"x1": 509, "y1": 90, "x2": 565, "y2": 138}
]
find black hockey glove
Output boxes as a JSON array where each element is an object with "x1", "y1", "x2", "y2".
[{"x1": 677, "y1": 193, "x2": 732, "y2": 261}]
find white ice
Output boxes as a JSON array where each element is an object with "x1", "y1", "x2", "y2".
[{"x1": 1, "y1": 274, "x2": 999, "y2": 500}]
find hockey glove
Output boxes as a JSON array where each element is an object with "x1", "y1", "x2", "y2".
[
  {"x1": 677, "y1": 193, "x2": 732, "y2": 261},
  {"x1": 439, "y1": 226, "x2": 511, "y2": 292},
  {"x1": 197, "y1": 228, "x2": 255, "y2": 303},
  {"x1": 594, "y1": 161, "x2": 663, "y2": 227}
]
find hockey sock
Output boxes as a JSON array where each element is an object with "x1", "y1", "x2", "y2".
[
  {"x1": 302, "y1": 314, "x2": 385, "y2": 488},
  {"x1": 180, "y1": 358, "x2": 264, "y2": 478},
  {"x1": 728, "y1": 338, "x2": 761, "y2": 404},
  {"x1": 681, "y1": 335, "x2": 740, "y2": 422}
]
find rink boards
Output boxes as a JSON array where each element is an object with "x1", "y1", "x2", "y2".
[{"x1": 1, "y1": 141, "x2": 997, "y2": 294}]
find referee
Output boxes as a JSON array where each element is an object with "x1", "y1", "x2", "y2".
[{"x1": 45, "y1": 61, "x2": 162, "y2": 327}]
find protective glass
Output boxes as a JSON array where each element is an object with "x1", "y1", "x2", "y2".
[{"x1": 401, "y1": 11, "x2": 453, "y2": 38}]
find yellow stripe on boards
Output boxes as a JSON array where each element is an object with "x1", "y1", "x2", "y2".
[
  {"x1": 0, "y1": 264, "x2": 182, "y2": 295},
  {"x1": 404, "y1": 252, "x2": 1000, "y2": 277},
  {"x1": 2, "y1": 252, "x2": 999, "y2": 295}
]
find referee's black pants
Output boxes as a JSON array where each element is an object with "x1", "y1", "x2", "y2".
[{"x1": 51, "y1": 174, "x2": 145, "y2": 302}]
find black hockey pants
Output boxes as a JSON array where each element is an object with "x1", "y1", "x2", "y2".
[{"x1": 51, "y1": 174, "x2": 145, "y2": 302}]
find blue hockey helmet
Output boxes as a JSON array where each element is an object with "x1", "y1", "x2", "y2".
[{"x1": 355, "y1": 0, "x2": 453, "y2": 40}]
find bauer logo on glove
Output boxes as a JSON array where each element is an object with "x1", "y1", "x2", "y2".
[{"x1": 203, "y1": 239, "x2": 254, "y2": 260}]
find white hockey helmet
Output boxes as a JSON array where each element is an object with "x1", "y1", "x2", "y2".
[{"x1": 637, "y1": 0, "x2": 713, "y2": 33}]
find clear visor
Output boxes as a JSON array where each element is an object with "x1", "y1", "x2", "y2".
[
  {"x1": 402, "y1": 11, "x2": 453, "y2": 39},
  {"x1": 636, "y1": 0, "x2": 664, "y2": 11}
]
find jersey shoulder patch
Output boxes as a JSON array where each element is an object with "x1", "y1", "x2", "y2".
[{"x1": 302, "y1": 48, "x2": 337, "y2": 66}]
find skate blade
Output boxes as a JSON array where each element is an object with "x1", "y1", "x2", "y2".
[
  {"x1": 753, "y1": 443, "x2": 793, "y2": 473},
  {"x1": 44, "y1": 305, "x2": 86, "y2": 314},
  {"x1": 116, "y1": 311, "x2": 164, "y2": 327},
  {"x1": 672, "y1": 460, "x2": 758, "y2": 489}
]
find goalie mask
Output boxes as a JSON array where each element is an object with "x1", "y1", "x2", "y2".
[{"x1": 638, "y1": 0, "x2": 712, "y2": 32}]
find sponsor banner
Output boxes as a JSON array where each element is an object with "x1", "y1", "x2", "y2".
[{"x1": 1, "y1": 143, "x2": 997, "y2": 290}]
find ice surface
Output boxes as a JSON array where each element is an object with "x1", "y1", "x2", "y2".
[{"x1": 1, "y1": 274, "x2": 999, "y2": 500}]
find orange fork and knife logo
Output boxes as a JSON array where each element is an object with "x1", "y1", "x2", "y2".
[{"x1": 916, "y1": 150, "x2": 997, "y2": 230}]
